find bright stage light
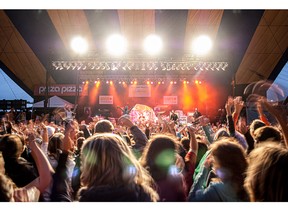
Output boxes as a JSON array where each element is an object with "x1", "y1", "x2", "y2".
[
  {"x1": 143, "y1": 34, "x2": 163, "y2": 55},
  {"x1": 192, "y1": 35, "x2": 212, "y2": 56},
  {"x1": 106, "y1": 34, "x2": 127, "y2": 56},
  {"x1": 71, "y1": 36, "x2": 88, "y2": 54}
]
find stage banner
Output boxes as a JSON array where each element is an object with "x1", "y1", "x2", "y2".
[
  {"x1": 163, "y1": 96, "x2": 178, "y2": 105},
  {"x1": 34, "y1": 84, "x2": 88, "y2": 96},
  {"x1": 129, "y1": 85, "x2": 151, "y2": 97},
  {"x1": 99, "y1": 95, "x2": 113, "y2": 104}
]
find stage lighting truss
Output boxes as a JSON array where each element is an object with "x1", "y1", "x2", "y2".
[
  {"x1": 52, "y1": 57, "x2": 228, "y2": 84},
  {"x1": 52, "y1": 60, "x2": 228, "y2": 72}
]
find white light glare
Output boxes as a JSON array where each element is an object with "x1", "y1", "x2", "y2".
[
  {"x1": 106, "y1": 34, "x2": 127, "y2": 56},
  {"x1": 192, "y1": 35, "x2": 213, "y2": 56},
  {"x1": 71, "y1": 36, "x2": 88, "y2": 54},
  {"x1": 144, "y1": 34, "x2": 163, "y2": 55}
]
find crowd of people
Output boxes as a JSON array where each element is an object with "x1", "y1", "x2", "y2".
[{"x1": 0, "y1": 94, "x2": 287, "y2": 202}]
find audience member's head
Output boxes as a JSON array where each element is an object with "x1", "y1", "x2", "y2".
[
  {"x1": 180, "y1": 137, "x2": 190, "y2": 152},
  {"x1": 254, "y1": 126, "x2": 282, "y2": 147},
  {"x1": 140, "y1": 134, "x2": 181, "y2": 180},
  {"x1": 94, "y1": 120, "x2": 114, "y2": 133},
  {"x1": 249, "y1": 119, "x2": 266, "y2": 138},
  {"x1": 79, "y1": 133, "x2": 158, "y2": 201},
  {"x1": 245, "y1": 142, "x2": 288, "y2": 201},
  {"x1": 0, "y1": 134, "x2": 24, "y2": 159},
  {"x1": 211, "y1": 137, "x2": 248, "y2": 200},
  {"x1": 213, "y1": 128, "x2": 229, "y2": 141},
  {"x1": 48, "y1": 132, "x2": 64, "y2": 159}
]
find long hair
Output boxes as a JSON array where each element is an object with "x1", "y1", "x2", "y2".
[
  {"x1": 211, "y1": 138, "x2": 248, "y2": 200},
  {"x1": 0, "y1": 173, "x2": 14, "y2": 201},
  {"x1": 245, "y1": 142, "x2": 288, "y2": 201},
  {"x1": 48, "y1": 132, "x2": 64, "y2": 160},
  {"x1": 80, "y1": 133, "x2": 158, "y2": 201},
  {"x1": 140, "y1": 134, "x2": 179, "y2": 181}
]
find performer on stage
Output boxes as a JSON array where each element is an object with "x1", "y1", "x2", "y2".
[
  {"x1": 193, "y1": 108, "x2": 202, "y2": 119},
  {"x1": 64, "y1": 104, "x2": 75, "y2": 121},
  {"x1": 117, "y1": 105, "x2": 133, "y2": 115},
  {"x1": 170, "y1": 110, "x2": 179, "y2": 123}
]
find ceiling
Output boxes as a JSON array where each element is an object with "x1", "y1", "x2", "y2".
[{"x1": 0, "y1": 9, "x2": 288, "y2": 98}]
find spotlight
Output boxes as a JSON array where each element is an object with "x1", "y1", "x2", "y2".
[
  {"x1": 110, "y1": 81, "x2": 113, "y2": 85},
  {"x1": 151, "y1": 81, "x2": 154, "y2": 84},
  {"x1": 131, "y1": 81, "x2": 133, "y2": 84},
  {"x1": 162, "y1": 81, "x2": 165, "y2": 84},
  {"x1": 106, "y1": 34, "x2": 127, "y2": 56},
  {"x1": 174, "y1": 81, "x2": 177, "y2": 84},
  {"x1": 147, "y1": 81, "x2": 150, "y2": 85},
  {"x1": 192, "y1": 35, "x2": 213, "y2": 56},
  {"x1": 158, "y1": 81, "x2": 161, "y2": 85},
  {"x1": 119, "y1": 81, "x2": 122, "y2": 84},
  {"x1": 170, "y1": 81, "x2": 173, "y2": 84},
  {"x1": 199, "y1": 81, "x2": 202, "y2": 84},
  {"x1": 71, "y1": 36, "x2": 88, "y2": 54},
  {"x1": 106, "y1": 81, "x2": 109, "y2": 84},
  {"x1": 195, "y1": 80, "x2": 199, "y2": 84},
  {"x1": 143, "y1": 34, "x2": 163, "y2": 55},
  {"x1": 183, "y1": 81, "x2": 187, "y2": 84},
  {"x1": 134, "y1": 81, "x2": 137, "y2": 85}
]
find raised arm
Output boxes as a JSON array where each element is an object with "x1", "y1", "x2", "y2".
[
  {"x1": 117, "y1": 106, "x2": 125, "y2": 112},
  {"x1": 256, "y1": 102, "x2": 270, "y2": 126},
  {"x1": 260, "y1": 99, "x2": 288, "y2": 148},
  {"x1": 118, "y1": 115, "x2": 148, "y2": 158},
  {"x1": 226, "y1": 97, "x2": 236, "y2": 136},
  {"x1": 25, "y1": 132, "x2": 54, "y2": 193},
  {"x1": 184, "y1": 125, "x2": 199, "y2": 191},
  {"x1": 232, "y1": 97, "x2": 245, "y2": 127}
]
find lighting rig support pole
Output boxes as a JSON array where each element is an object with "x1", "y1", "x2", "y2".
[
  {"x1": 75, "y1": 69, "x2": 79, "y2": 106},
  {"x1": 44, "y1": 49, "x2": 52, "y2": 114}
]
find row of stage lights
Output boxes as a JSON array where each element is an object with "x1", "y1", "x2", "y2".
[
  {"x1": 53, "y1": 61, "x2": 228, "y2": 71},
  {"x1": 71, "y1": 34, "x2": 213, "y2": 56},
  {"x1": 81, "y1": 80, "x2": 203, "y2": 85}
]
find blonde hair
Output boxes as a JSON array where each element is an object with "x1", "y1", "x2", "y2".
[
  {"x1": 80, "y1": 133, "x2": 158, "y2": 201},
  {"x1": 245, "y1": 142, "x2": 288, "y2": 201}
]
